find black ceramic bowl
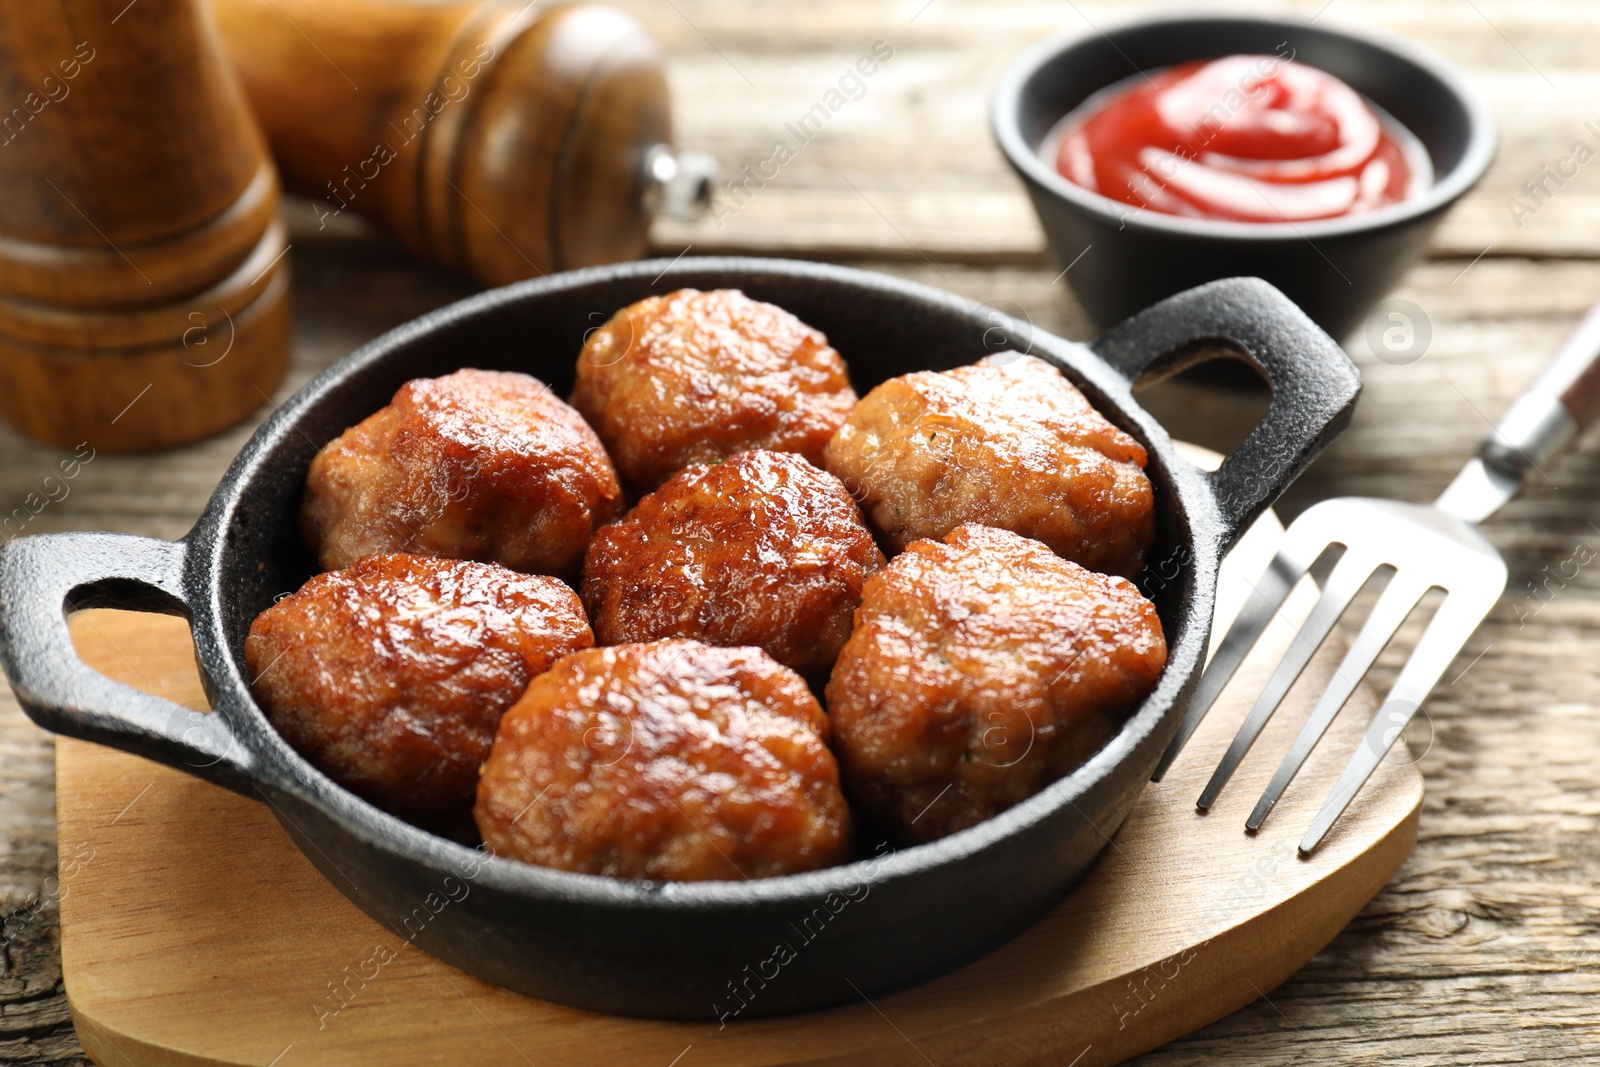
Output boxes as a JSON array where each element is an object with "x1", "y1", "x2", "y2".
[
  {"x1": 0, "y1": 259, "x2": 1358, "y2": 1019},
  {"x1": 993, "y1": 14, "x2": 1496, "y2": 339}
]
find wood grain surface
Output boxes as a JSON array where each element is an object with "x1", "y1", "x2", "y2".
[
  {"x1": 3, "y1": 0, "x2": 1600, "y2": 1063},
  {"x1": 52, "y1": 546, "x2": 1421, "y2": 1067}
]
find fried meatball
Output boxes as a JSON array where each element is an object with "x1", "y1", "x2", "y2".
[
  {"x1": 823, "y1": 353, "x2": 1154, "y2": 578},
  {"x1": 826, "y1": 525, "x2": 1166, "y2": 843},
  {"x1": 475, "y1": 640, "x2": 850, "y2": 881},
  {"x1": 245, "y1": 554, "x2": 593, "y2": 828},
  {"x1": 302, "y1": 368, "x2": 624, "y2": 576},
  {"x1": 570, "y1": 289, "x2": 858, "y2": 493},
  {"x1": 581, "y1": 450, "x2": 885, "y2": 679}
]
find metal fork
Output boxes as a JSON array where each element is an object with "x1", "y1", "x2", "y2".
[{"x1": 1153, "y1": 299, "x2": 1600, "y2": 854}]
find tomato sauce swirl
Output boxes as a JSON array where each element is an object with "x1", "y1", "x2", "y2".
[{"x1": 1053, "y1": 54, "x2": 1428, "y2": 223}]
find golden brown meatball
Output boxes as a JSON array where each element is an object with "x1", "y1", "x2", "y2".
[
  {"x1": 826, "y1": 525, "x2": 1166, "y2": 843},
  {"x1": 823, "y1": 354, "x2": 1154, "y2": 578},
  {"x1": 570, "y1": 289, "x2": 858, "y2": 493},
  {"x1": 475, "y1": 640, "x2": 850, "y2": 881},
  {"x1": 302, "y1": 368, "x2": 624, "y2": 576},
  {"x1": 245, "y1": 553, "x2": 593, "y2": 829},
  {"x1": 580, "y1": 450, "x2": 885, "y2": 679}
]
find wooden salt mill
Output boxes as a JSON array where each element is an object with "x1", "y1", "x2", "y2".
[
  {"x1": 211, "y1": 0, "x2": 713, "y2": 286},
  {"x1": 0, "y1": 0, "x2": 290, "y2": 453}
]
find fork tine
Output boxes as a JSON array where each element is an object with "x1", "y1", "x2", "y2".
[
  {"x1": 1195, "y1": 549, "x2": 1381, "y2": 811},
  {"x1": 1151, "y1": 540, "x2": 1311, "y2": 782},
  {"x1": 1299, "y1": 590, "x2": 1497, "y2": 854},
  {"x1": 1245, "y1": 572, "x2": 1431, "y2": 831}
]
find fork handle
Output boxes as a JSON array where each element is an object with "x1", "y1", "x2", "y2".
[{"x1": 1482, "y1": 299, "x2": 1600, "y2": 476}]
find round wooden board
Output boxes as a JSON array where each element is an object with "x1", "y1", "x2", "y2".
[{"x1": 53, "y1": 492, "x2": 1422, "y2": 1067}]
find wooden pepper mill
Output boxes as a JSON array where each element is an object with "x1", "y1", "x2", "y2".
[
  {"x1": 0, "y1": 0, "x2": 291, "y2": 453},
  {"x1": 211, "y1": 0, "x2": 712, "y2": 286}
]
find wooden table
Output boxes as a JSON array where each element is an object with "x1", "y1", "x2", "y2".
[{"x1": 3, "y1": 0, "x2": 1598, "y2": 1062}]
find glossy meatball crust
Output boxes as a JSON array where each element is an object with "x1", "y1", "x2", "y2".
[
  {"x1": 245, "y1": 554, "x2": 593, "y2": 828},
  {"x1": 302, "y1": 368, "x2": 625, "y2": 576},
  {"x1": 581, "y1": 450, "x2": 885, "y2": 679},
  {"x1": 475, "y1": 640, "x2": 851, "y2": 881},
  {"x1": 570, "y1": 288, "x2": 859, "y2": 493},
  {"x1": 826, "y1": 525, "x2": 1167, "y2": 843},
  {"x1": 823, "y1": 353, "x2": 1154, "y2": 578}
]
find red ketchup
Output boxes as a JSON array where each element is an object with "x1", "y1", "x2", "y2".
[{"x1": 1054, "y1": 55, "x2": 1425, "y2": 222}]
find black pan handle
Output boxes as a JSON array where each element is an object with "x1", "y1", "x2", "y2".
[
  {"x1": 0, "y1": 531, "x2": 260, "y2": 795},
  {"x1": 1091, "y1": 277, "x2": 1362, "y2": 548}
]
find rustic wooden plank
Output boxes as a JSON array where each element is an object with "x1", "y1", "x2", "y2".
[
  {"x1": 50, "y1": 582, "x2": 1421, "y2": 1067},
  {"x1": 4, "y1": 243, "x2": 1600, "y2": 1064},
  {"x1": 619, "y1": 0, "x2": 1600, "y2": 260}
]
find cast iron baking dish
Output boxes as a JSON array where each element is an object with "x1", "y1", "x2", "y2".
[{"x1": 0, "y1": 258, "x2": 1359, "y2": 1019}]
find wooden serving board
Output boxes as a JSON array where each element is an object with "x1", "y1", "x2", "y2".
[{"x1": 54, "y1": 505, "x2": 1422, "y2": 1067}]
